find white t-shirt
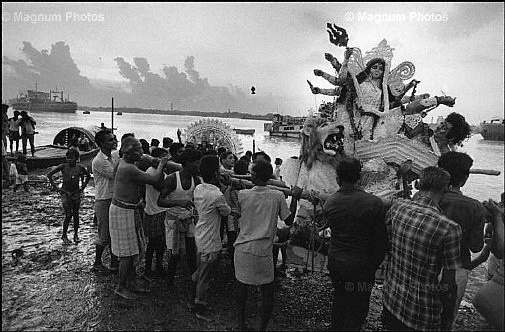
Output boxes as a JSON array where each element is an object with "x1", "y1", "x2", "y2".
[
  {"x1": 144, "y1": 167, "x2": 168, "y2": 215},
  {"x1": 92, "y1": 150, "x2": 119, "y2": 200}
]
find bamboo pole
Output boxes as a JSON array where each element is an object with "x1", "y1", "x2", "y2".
[
  {"x1": 470, "y1": 169, "x2": 501, "y2": 176},
  {"x1": 111, "y1": 97, "x2": 114, "y2": 134}
]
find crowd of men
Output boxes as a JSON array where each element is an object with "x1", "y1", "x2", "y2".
[
  {"x1": 44, "y1": 125, "x2": 505, "y2": 330},
  {"x1": 89, "y1": 128, "x2": 293, "y2": 328}
]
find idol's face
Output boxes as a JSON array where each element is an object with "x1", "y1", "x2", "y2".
[{"x1": 370, "y1": 63, "x2": 384, "y2": 79}]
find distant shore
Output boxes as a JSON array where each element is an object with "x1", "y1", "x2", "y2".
[{"x1": 79, "y1": 106, "x2": 275, "y2": 121}]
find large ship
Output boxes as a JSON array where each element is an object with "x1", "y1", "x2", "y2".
[
  {"x1": 264, "y1": 113, "x2": 306, "y2": 138},
  {"x1": 479, "y1": 118, "x2": 504, "y2": 141},
  {"x1": 9, "y1": 88, "x2": 77, "y2": 113}
]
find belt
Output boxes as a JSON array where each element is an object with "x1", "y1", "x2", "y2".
[{"x1": 112, "y1": 198, "x2": 142, "y2": 210}]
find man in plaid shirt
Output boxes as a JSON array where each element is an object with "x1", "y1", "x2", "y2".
[{"x1": 383, "y1": 166, "x2": 462, "y2": 331}]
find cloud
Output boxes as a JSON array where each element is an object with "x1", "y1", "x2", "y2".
[
  {"x1": 113, "y1": 54, "x2": 283, "y2": 113},
  {"x1": 2, "y1": 41, "x2": 284, "y2": 113},
  {"x1": 2, "y1": 41, "x2": 115, "y2": 106},
  {"x1": 427, "y1": 3, "x2": 503, "y2": 41}
]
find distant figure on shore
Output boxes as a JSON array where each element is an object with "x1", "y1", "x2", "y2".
[
  {"x1": 78, "y1": 133, "x2": 91, "y2": 152},
  {"x1": 8, "y1": 110, "x2": 21, "y2": 155},
  {"x1": 8, "y1": 159, "x2": 17, "y2": 187},
  {"x1": 19, "y1": 111, "x2": 36, "y2": 156},
  {"x1": 2, "y1": 139, "x2": 10, "y2": 186},
  {"x1": 2, "y1": 104, "x2": 9, "y2": 152},
  {"x1": 2, "y1": 104, "x2": 10, "y2": 183},
  {"x1": 47, "y1": 149, "x2": 91, "y2": 244},
  {"x1": 13, "y1": 153, "x2": 29, "y2": 193},
  {"x1": 68, "y1": 134, "x2": 81, "y2": 158}
]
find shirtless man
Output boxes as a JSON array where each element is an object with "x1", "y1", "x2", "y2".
[
  {"x1": 109, "y1": 137, "x2": 168, "y2": 299},
  {"x1": 47, "y1": 149, "x2": 91, "y2": 243}
]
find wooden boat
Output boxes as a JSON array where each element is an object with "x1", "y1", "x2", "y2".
[
  {"x1": 233, "y1": 128, "x2": 255, "y2": 135},
  {"x1": 6, "y1": 126, "x2": 101, "y2": 170},
  {"x1": 264, "y1": 113, "x2": 305, "y2": 138}
]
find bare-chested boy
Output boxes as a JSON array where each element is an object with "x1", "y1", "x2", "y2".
[
  {"x1": 47, "y1": 149, "x2": 91, "y2": 244},
  {"x1": 109, "y1": 137, "x2": 167, "y2": 300}
]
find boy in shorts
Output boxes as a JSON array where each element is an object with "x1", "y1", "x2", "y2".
[{"x1": 47, "y1": 149, "x2": 91, "y2": 244}]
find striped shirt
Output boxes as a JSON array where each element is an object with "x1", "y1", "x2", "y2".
[{"x1": 383, "y1": 195, "x2": 462, "y2": 331}]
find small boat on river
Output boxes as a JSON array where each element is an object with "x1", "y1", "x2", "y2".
[
  {"x1": 233, "y1": 128, "x2": 255, "y2": 135},
  {"x1": 6, "y1": 126, "x2": 101, "y2": 171}
]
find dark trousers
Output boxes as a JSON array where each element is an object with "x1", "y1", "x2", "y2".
[
  {"x1": 145, "y1": 235, "x2": 165, "y2": 271},
  {"x1": 237, "y1": 280, "x2": 275, "y2": 331},
  {"x1": 328, "y1": 268, "x2": 374, "y2": 331},
  {"x1": 21, "y1": 134, "x2": 35, "y2": 156},
  {"x1": 167, "y1": 236, "x2": 197, "y2": 282},
  {"x1": 192, "y1": 251, "x2": 220, "y2": 306},
  {"x1": 382, "y1": 306, "x2": 415, "y2": 331}
]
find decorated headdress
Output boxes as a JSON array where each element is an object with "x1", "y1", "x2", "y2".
[{"x1": 346, "y1": 39, "x2": 416, "y2": 112}]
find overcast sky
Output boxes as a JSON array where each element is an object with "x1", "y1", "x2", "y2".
[{"x1": 2, "y1": 2, "x2": 503, "y2": 124}]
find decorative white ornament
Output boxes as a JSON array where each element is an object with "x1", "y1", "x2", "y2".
[{"x1": 183, "y1": 118, "x2": 244, "y2": 156}]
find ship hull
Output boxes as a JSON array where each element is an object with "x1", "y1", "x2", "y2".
[
  {"x1": 479, "y1": 123, "x2": 504, "y2": 141},
  {"x1": 11, "y1": 101, "x2": 77, "y2": 113}
]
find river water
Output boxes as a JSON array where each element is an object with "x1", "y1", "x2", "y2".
[{"x1": 31, "y1": 110, "x2": 504, "y2": 201}]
